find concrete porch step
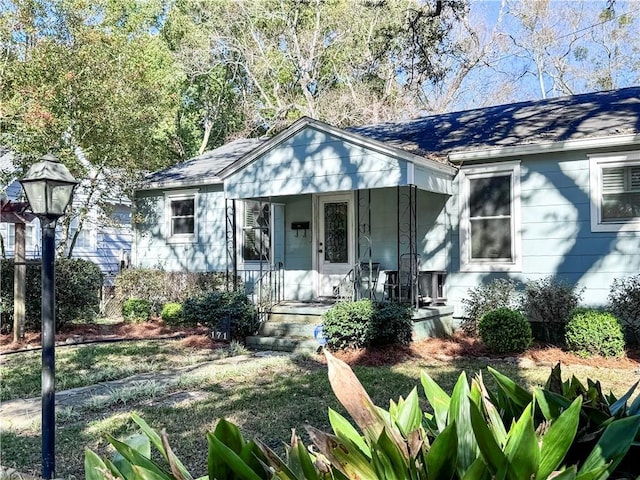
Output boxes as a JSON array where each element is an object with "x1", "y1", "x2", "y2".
[
  {"x1": 258, "y1": 322, "x2": 318, "y2": 338},
  {"x1": 246, "y1": 335, "x2": 321, "y2": 354},
  {"x1": 248, "y1": 302, "x2": 332, "y2": 353}
]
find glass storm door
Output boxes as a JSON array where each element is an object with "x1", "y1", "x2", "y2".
[{"x1": 317, "y1": 193, "x2": 354, "y2": 297}]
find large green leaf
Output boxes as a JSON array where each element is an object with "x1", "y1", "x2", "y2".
[
  {"x1": 609, "y1": 381, "x2": 638, "y2": 417},
  {"x1": 393, "y1": 388, "x2": 423, "y2": 436},
  {"x1": 537, "y1": 396, "x2": 583, "y2": 480},
  {"x1": 550, "y1": 466, "x2": 578, "y2": 479},
  {"x1": 420, "y1": 371, "x2": 451, "y2": 433},
  {"x1": 107, "y1": 435, "x2": 172, "y2": 480},
  {"x1": 85, "y1": 449, "x2": 110, "y2": 480},
  {"x1": 131, "y1": 414, "x2": 194, "y2": 480},
  {"x1": 534, "y1": 388, "x2": 572, "y2": 421},
  {"x1": 425, "y1": 421, "x2": 457, "y2": 480},
  {"x1": 476, "y1": 373, "x2": 508, "y2": 447},
  {"x1": 577, "y1": 415, "x2": 640, "y2": 479},
  {"x1": 371, "y1": 428, "x2": 406, "y2": 480},
  {"x1": 329, "y1": 408, "x2": 371, "y2": 457},
  {"x1": 449, "y1": 372, "x2": 478, "y2": 477},
  {"x1": 469, "y1": 401, "x2": 507, "y2": 476},
  {"x1": 488, "y1": 366, "x2": 532, "y2": 413},
  {"x1": 131, "y1": 465, "x2": 175, "y2": 480},
  {"x1": 460, "y1": 457, "x2": 491, "y2": 480},
  {"x1": 206, "y1": 432, "x2": 265, "y2": 480},
  {"x1": 503, "y1": 403, "x2": 539, "y2": 480}
]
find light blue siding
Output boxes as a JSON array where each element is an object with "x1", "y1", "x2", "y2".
[
  {"x1": 134, "y1": 185, "x2": 227, "y2": 272},
  {"x1": 446, "y1": 149, "x2": 640, "y2": 318},
  {"x1": 225, "y1": 127, "x2": 410, "y2": 199}
]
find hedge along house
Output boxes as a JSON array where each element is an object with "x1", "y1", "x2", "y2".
[{"x1": 133, "y1": 86, "x2": 640, "y2": 329}]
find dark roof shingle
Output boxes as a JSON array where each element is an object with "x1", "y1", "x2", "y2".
[{"x1": 349, "y1": 86, "x2": 640, "y2": 160}]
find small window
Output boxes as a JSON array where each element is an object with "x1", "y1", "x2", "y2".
[
  {"x1": 460, "y1": 162, "x2": 521, "y2": 272},
  {"x1": 242, "y1": 200, "x2": 270, "y2": 262},
  {"x1": 590, "y1": 153, "x2": 640, "y2": 232},
  {"x1": 8, "y1": 223, "x2": 35, "y2": 250},
  {"x1": 165, "y1": 191, "x2": 197, "y2": 242},
  {"x1": 74, "y1": 229, "x2": 93, "y2": 249}
]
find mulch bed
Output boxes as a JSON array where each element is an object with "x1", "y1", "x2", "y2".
[
  {"x1": 3, "y1": 322, "x2": 640, "y2": 370},
  {"x1": 0, "y1": 320, "x2": 214, "y2": 353}
]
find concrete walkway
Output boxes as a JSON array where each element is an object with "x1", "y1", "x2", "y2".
[{"x1": 0, "y1": 351, "x2": 290, "y2": 432}]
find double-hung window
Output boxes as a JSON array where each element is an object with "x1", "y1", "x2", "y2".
[
  {"x1": 460, "y1": 161, "x2": 521, "y2": 272},
  {"x1": 590, "y1": 152, "x2": 640, "y2": 232},
  {"x1": 165, "y1": 191, "x2": 197, "y2": 242},
  {"x1": 7, "y1": 223, "x2": 35, "y2": 250},
  {"x1": 242, "y1": 200, "x2": 270, "y2": 262}
]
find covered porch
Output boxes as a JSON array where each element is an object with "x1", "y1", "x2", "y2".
[{"x1": 218, "y1": 117, "x2": 457, "y2": 314}]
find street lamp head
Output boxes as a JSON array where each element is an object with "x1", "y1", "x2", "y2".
[{"x1": 19, "y1": 154, "x2": 78, "y2": 224}]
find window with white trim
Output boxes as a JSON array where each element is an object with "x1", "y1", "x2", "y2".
[
  {"x1": 590, "y1": 152, "x2": 640, "y2": 232},
  {"x1": 242, "y1": 200, "x2": 270, "y2": 262},
  {"x1": 7, "y1": 223, "x2": 35, "y2": 250},
  {"x1": 165, "y1": 191, "x2": 197, "y2": 242},
  {"x1": 460, "y1": 162, "x2": 521, "y2": 272}
]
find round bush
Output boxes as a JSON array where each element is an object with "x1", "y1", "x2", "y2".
[
  {"x1": 323, "y1": 299, "x2": 376, "y2": 350},
  {"x1": 478, "y1": 307, "x2": 532, "y2": 354},
  {"x1": 565, "y1": 310, "x2": 625, "y2": 357},
  {"x1": 161, "y1": 302, "x2": 184, "y2": 325},
  {"x1": 122, "y1": 298, "x2": 152, "y2": 323}
]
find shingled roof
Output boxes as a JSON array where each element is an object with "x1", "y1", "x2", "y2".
[
  {"x1": 349, "y1": 86, "x2": 640, "y2": 161},
  {"x1": 141, "y1": 138, "x2": 267, "y2": 189},
  {"x1": 140, "y1": 87, "x2": 639, "y2": 190}
]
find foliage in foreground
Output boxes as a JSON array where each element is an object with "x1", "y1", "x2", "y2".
[{"x1": 86, "y1": 354, "x2": 640, "y2": 480}]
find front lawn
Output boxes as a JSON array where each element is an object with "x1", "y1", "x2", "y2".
[{"x1": 1, "y1": 338, "x2": 639, "y2": 478}]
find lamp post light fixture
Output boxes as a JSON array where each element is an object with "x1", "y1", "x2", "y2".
[{"x1": 19, "y1": 153, "x2": 78, "y2": 480}]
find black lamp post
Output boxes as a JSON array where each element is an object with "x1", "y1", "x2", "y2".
[{"x1": 19, "y1": 153, "x2": 78, "y2": 480}]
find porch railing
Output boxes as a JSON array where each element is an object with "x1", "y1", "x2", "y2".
[{"x1": 237, "y1": 262, "x2": 284, "y2": 324}]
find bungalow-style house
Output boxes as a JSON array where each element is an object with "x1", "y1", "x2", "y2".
[
  {"x1": 1, "y1": 150, "x2": 133, "y2": 278},
  {"x1": 133, "y1": 86, "x2": 640, "y2": 332}
]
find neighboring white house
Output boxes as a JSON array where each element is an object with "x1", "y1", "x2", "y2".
[{"x1": 1, "y1": 150, "x2": 132, "y2": 278}]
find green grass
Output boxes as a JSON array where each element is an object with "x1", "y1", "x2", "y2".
[
  {"x1": 2, "y1": 348, "x2": 639, "y2": 478},
  {"x1": 0, "y1": 340, "x2": 240, "y2": 401}
]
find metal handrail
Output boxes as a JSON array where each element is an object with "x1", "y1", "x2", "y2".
[{"x1": 237, "y1": 262, "x2": 284, "y2": 324}]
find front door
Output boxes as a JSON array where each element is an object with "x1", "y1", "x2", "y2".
[{"x1": 316, "y1": 193, "x2": 355, "y2": 297}]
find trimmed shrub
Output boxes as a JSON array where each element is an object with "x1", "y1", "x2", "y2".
[
  {"x1": 461, "y1": 278, "x2": 519, "y2": 336},
  {"x1": 323, "y1": 299, "x2": 376, "y2": 350},
  {"x1": 608, "y1": 274, "x2": 640, "y2": 345},
  {"x1": 565, "y1": 309, "x2": 625, "y2": 357},
  {"x1": 368, "y1": 302, "x2": 413, "y2": 347},
  {"x1": 122, "y1": 298, "x2": 152, "y2": 323},
  {"x1": 520, "y1": 276, "x2": 584, "y2": 345},
  {"x1": 323, "y1": 300, "x2": 414, "y2": 350},
  {"x1": 1, "y1": 258, "x2": 103, "y2": 333},
  {"x1": 478, "y1": 307, "x2": 532, "y2": 354},
  {"x1": 182, "y1": 291, "x2": 256, "y2": 341},
  {"x1": 161, "y1": 302, "x2": 184, "y2": 325}
]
